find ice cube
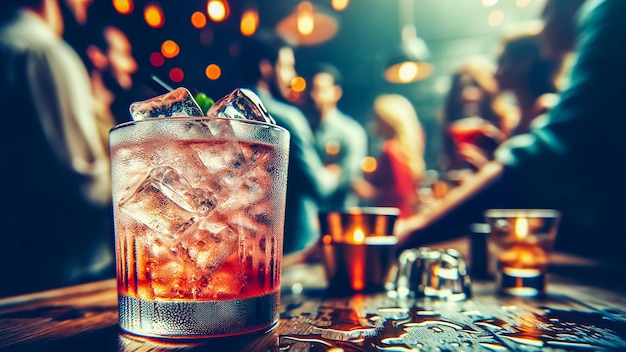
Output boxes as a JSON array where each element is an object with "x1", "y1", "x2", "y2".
[
  {"x1": 179, "y1": 220, "x2": 238, "y2": 269},
  {"x1": 129, "y1": 87, "x2": 204, "y2": 120},
  {"x1": 207, "y1": 88, "x2": 276, "y2": 124},
  {"x1": 118, "y1": 166, "x2": 216, "y2": 236},
  {"x1": 219, "y1": 169, "x2": 272, "y2": 213}
]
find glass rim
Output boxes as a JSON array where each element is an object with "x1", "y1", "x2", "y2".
[
  {"x1": 110, "y1": 116, "x2": 289, "y2": 134},
  {"x1": 484, "y1": 209, "x2": 561, "y2": 218}
]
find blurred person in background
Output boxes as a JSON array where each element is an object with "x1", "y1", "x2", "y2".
[
  {"x1": 0, "y1": 0, "x2": 114, "y2": 297},
  {"x1": 396, "y1": 0, "x2": 626, "y2": 267},
  {"x1": 438, "y1": 58, "x2": 513, "y2": 178},
  {"x1": 61, "y1": 0, "x2": 137, "y2": 126},
  {"x1": 495, "y1": 31, "x2": 564, "y2": 136},
  {"x1": 85, "y1": 23, "x2": 137, "y2": 150},
  {"x1": 238, "y1": 29, "x2": 340, "y2": 255},
  {"x1": 306, "y1": 62, "x2": 368, "y2": 210},
  {"x1": 457, "y1": 30, "x2": 565, "y2": 170},
  {"x1": 353, "y1": 94, "x2": 425, "y2": 219}
]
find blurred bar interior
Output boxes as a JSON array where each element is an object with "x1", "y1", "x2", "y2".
[{"x1": 96, "y1": 0, "x2": 543, "y2": 169}]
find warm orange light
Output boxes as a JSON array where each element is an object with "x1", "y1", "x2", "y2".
[
  {"x1": 205, "y1": 64, "x2": 221, "y2": 80},
  {"x1": 290, "y1": 76, "x2": 306, "y2": 93},
  {"x1": 515, "y1": 218, "x2": 529, "y2": 241},
  {"x1": 149, "y1": 52, "x2": 164, "y2": 67},
  {"x1": 328, "y1": 212, "x2": 342, "y2": 242},
  {"x1": 207, "y1": 0, "x2": 229, "y2": 22},
  {"x1": 144, "y1": 4, "x2": 164, "y2": 28},
  {"x1": 488, "y1": 10, "x2": 505, "y2": 27},
  {"x1": 361, "y1": 156, "x2": 377, "y2": 173},
  {"x1": 331, "y1": 0, "x2": 349, "y2": 11},
  {"x1": 240, "y1": 9, "x2": 259, "y2": 37},
  {"x1": 169, "y1": 67, "x2": 184, "y2": 82},
  {"x1": 352, "y1": 228, "x2": 365, "y2": 244},
  {"x1": 349, "y1": 232, "x2": 366, "y2": 291},
  {"x1": 325, "y1": 140, "x2": 340, "y2": 156},
  {"x1": 113, "y1": 0, "x2": 133, "y2": 15},
  {"x1": 397, "y1": 62, "x2": 420, "y2": 83},
  {"x1": 296, "y1": 1, "x2": 314, "y2": 36},
  {"x1": 191, "y1": 11, "x2": 207, "y2": 29},
  {"x1": 515, "y1": 0, "x2": 531, "y2": 7},
  {"x1": 322, "y1": 234, "x2": 332, "y2": 245},
  {"x1": 161, "y1": 40, "x2": 180, "y2": 59},
  {"x1": 351, "y1": 263, "x2": 365, "y2": 291}
]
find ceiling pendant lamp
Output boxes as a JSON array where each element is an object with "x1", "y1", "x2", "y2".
[
  {"x1": 384, "y1": 0, "x2": 433, "y2": 83},
  {"x1": 275, "y1": 1, "x2": 339, "y2": 46}
]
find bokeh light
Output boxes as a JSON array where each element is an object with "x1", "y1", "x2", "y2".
[
  {"x1": 161, "y1": 40, "x2": 180, "y2": 59},
  {"x1": 144, "y1": 4, "x2": 164, "y2": 28},
  {"x1": 149, "y1": 52, "x2": 165, "y2": 67},
  {"x1": 205, "y1": 64, "x2": 222, "y2": 80},
  {"x1": 482, "y1": 0, "x2": 498, "y2": 7},
  {"x1": 325, "y1": 140, "x2": 340, "y2": 156},
  {"x1": 169, "y1": 68, "x2": 185, "y2": 82},
  {"x1": 240, "y1": 9, "x2": 259, "y2": 37},
  {"x1": 516, "y1": 0, "x2": 531, "y2": 7},
  {"x1": 113, "y1": 0, "x2": 134, "y2": 15},
  {"x1": 207, "y1": 0, "x2": 230, "y2": 22},
  {"x1": 488, "y1": 9, "x2": 505, "y2": 27},
  {"x1": 290, "y1": 76, "x2": 306, "y2": 93},
  {"x1": 331, "y1": 0, "x2": 349, "y2": 11},
  {"x1": 397, "y1": 62, "x2": 419, "y2": 83},
  {"x1": 191, "y1": 11, "x2": 207, "y2": 29},
  {"x1": 361, "y1": 157, "x2": 377, "y2": 173}
]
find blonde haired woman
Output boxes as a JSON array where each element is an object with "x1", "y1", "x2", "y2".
[{"x1": 353, "y1": 94, "x2": 425, "y2": 218}]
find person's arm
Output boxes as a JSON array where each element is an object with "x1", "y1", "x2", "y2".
[
  {"x1": 26, "y1": 41, "x2": 111, "y2": 206},
  {"x1": 457, "y1": 142, "x2": 491, "y2": 170},
  {"x1": 395, "y1": 162, "x2": 506, "y2": 251}
]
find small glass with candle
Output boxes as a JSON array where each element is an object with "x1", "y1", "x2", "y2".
[
  {"x1": 318, "y1": 207, "x2": 399, "y2": 294},
  {"x1": 484, "y1": 209, "x2": 561, "y2": 297}
]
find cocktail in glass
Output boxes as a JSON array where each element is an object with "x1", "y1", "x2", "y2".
[
  {"x1": 447, "y1": 116, "x2": 501, "y2": 157},
  {"x1": 110, "y1": 116, "x2": 289, "y2": 339}
]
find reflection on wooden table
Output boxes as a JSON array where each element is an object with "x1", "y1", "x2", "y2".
[{"x1": 1, "y1": 238, "x2": 626, "y2": 351}]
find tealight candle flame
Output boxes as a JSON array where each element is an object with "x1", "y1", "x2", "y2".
[
  {"x1": 515, "y1": 217, "x2": 528, "y2": 241},
  {"x1": 352, "y1": 228, "x2": 365, "y2": 244}
]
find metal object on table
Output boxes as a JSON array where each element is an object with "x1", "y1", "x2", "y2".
[
  {"x1": 394, "y1": 247, "x2": 472, "y2": 301},
  {"x1": 318, "y1": 207, "x2": 399, "y2": 294}
]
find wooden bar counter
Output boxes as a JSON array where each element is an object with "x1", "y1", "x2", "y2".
[{"x1": 1, "y1": 239, "x2": 625, "y2": 351}]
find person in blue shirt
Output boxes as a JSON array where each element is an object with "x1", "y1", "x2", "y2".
[{"x1": 307, "y1": 63, "x2": 368, "y2": 210}]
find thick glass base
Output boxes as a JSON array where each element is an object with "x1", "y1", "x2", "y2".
[{"x1": 119, "y1": 292, "x2": 279, "y2": 339}]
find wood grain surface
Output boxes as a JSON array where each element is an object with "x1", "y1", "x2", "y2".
[{"x1": 1, "y1": 239, "x2": 625, "y2": 352}]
